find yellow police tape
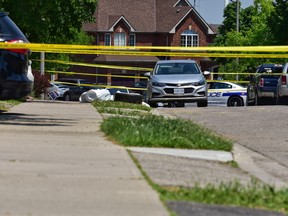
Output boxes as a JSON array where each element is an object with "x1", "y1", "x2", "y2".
[
  {"x1": 46, "y1": 70, "x2": 148, "y2": 79},
  {"x1": 52, "y1": 81, "x2": 147, "y2": 91},
  {"x1": 1, "y1": 42, "x2": 288, "y2": 52},
  {"x1": 39, "y1": 59, "x2": 285, "y2": 77},
  {"x1": 34, "y1": 59, "x2": 152, "y2": 71},
  {"x1": 30, "y1": 49, "x2": 288, "y2": 58}
]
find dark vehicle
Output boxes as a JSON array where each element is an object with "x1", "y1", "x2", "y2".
[
  {"x1": 247, "y1": 64, "x2": 284, "y2": 105},
  {"x1": 55, "y1": 78, "x2": 93, "y2": 87},
  {"x1": 63, "y1": 85, "x2": 97, "y2": 101},
  {"x1": 0, "y1": 12, "x2": 33, "y2": 99},
  {"x1": 55, "y1": 78, "x2": 96, "y2": 101}
]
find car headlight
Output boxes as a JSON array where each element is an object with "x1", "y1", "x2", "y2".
[
  {"x1": 192, "y1": 79, "x2": 206, "y2": 86},
  {"x1": 152, "y1": 80, "x2": 166, "y2": 87}
]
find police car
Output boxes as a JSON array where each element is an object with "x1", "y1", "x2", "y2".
[{"x1": 208, "y1": 81, "x2": 247, "y2": 106}]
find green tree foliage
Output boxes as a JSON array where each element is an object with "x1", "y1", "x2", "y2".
[
  {"x1": 0, "y1": 0, "x2": 97, "y2": 95},
  {"x1": 213, "y1": 0, "x2": 276, "y2": 79},
  {"x1": 267, "y1": 0, "x2": 288, "y2": 45},
  {"x1": 0, "y1": 0, "x2": 97, "y2": 44},
  {"x1": 0, "y1": 0, "x2": 97, "y2": 74}
]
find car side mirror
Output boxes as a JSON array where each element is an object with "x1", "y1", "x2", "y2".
[{"x1": 144, "y1": 72, "x2": 151, "y2": 78}]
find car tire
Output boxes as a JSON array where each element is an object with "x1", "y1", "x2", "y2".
[
  {"x1": 277, "y1": 95, "x2": 287, "y2": 105},
  {"x1": 255, "y1": 92, "x2": 261, "y2": 105},
  {"x1": 63, "y1": 93, "x2": 71, "y2": 101},
  {"x1": 247, "y1": 100, "x2": 255, "y2": 106},
  {"x1": 246, "y1": 92, "x2": 255, "y2": 106},
  {"x1": 227, "y1": 96, "x2": 243, "y2": 107},
  {"x1": 148, "y1": 101, "x2": 157, "y2": 107},
  {"x1": 197, "y1": 100, "x2": 208, "y2": 107},
  {"x1": 114, "y1": 92, "x2": 143, "y2": 104},
  {"x1": 175, "y1": 102, "x2": 185, "y2": 107}
]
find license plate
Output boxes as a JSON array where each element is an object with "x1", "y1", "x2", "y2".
[{"x1": 174, "y1": 88, "x2": 184, "y2": 94}]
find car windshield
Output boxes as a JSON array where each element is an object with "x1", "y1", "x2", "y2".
[
  {"x1": 258, "y1": 66, "x2": 283, "y2": 73},
  {"x1": 155, "y1": 62, "x2": 200, "y2": 75}
]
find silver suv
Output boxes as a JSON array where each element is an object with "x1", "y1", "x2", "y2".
[
  {"x1": 145, "y1": 60, "x2": 209, "y2": 107},
  {"x1": 276, "y1": 62, "x2": 288, "y2": 104}
]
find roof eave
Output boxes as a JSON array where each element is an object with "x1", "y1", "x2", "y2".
[
  {"x1": 108, "y1": 16, "x2": 136, "y2": 32},
  {"x1": 169, "y1": 8, "x2": 215, "y2": 35}
]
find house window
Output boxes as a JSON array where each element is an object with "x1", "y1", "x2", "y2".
[
  {"x1": 180, "y1": 30, "x2": 199, "y2": 47},
  {"x1": 129, "y1": 34, "x2": 135, "y2": 46},
  {"x1": 104, "y1": 33, "x2": 111, "y2": 46},
  {"x1": 114, "y1": 33, "x2": 126, "y2": 46}
]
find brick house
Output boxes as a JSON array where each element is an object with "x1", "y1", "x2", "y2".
[{"x1": 80, "y1": 0, "x2": 217, "y2": 86}]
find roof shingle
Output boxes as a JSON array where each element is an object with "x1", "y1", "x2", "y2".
[{"x1": 83, "y1": 0, "x2": 215, "y2": 34}]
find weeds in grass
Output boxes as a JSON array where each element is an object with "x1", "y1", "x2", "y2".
[
  {"x1": 158, "y1": 181, "x2": 288, "y2": 214},
  {"x1": 130, "y1": 151, "x2": 288, "y2": 215},
  {"x1": 0, "y1": 99, "x2": 23, "y2": 112},
  {"x1": 92, "y1": 100, "x2": 151, "y2": 112},
  {"x1": 98, "y1": 101, "x2": 287, "y2": 215},
  {"x1": 101, "y1": 114, "x2": 232, "y2": 151}
]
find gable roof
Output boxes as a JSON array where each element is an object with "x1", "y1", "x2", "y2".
[{"x1": 83, "y1": 0, "x2": 215, "y2": 35}]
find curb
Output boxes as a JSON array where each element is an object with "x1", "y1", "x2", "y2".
[{"x1": 127, "y1": 147, "x2": 233, "y2": 162}]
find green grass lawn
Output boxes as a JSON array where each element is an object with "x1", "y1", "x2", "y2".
[{"x1": 0, "y1": 99, "x2": 23, "y2": 112}]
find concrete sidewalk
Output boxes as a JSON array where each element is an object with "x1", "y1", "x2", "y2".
[{"x1": 0, "y1": 101, "x2": 169, "y2": 216}]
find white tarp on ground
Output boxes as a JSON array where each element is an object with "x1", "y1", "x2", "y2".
[
  {"x1": 79, "y1": 89, "x2": 112, "y2": 103},
  {"x1": 79, "y1": 89, "x2": 150, "y2": 107}
]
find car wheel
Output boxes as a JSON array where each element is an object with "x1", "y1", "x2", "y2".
[
  {"x1": 277, "y1": 95, "x2": 287, "y2": 105},
  {"x1": 63, "y1": 93, "x2": 71, "y2": 101},
  {"x1": 227, "y1": 96, "x2": 243, "y2": 107},
  {"x1": 175, "y1": 102, "x2": 185, "y2": 107},
  {"x1": 197, "y1": 100, "x2": 207, "y2": 107},
  {"x1": 247, "y1": 100, "x2": 255, "y2": 106},
  {"x1": 114, "y1": 92, "x2": 143, "y2": 104},
  {"x1": 148, "y1": 101, "x2": 157, "y2": 108},
  {"x1": 246, "y1": 92, "x2": 255, "y2": 106},
  {"x1": 255, "y1": 92, "x2": 261, "y2": 105}
]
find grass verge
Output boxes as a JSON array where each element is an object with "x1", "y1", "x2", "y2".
[
  {"x1": 158, "y1": 182, "x2": 288, "y2": 214},
  {"x1": 0, "y1": 99, "x2": 23, "y2": 112},
  {"x1": 100, "y1": 114, "x2": 232, "y2": 151},
  {"x1": 93, "y1": 100, "x2": 232, "y2": 151},
  {"x1": 129, "y1": 151, "x2": 288, "y2": 215}
]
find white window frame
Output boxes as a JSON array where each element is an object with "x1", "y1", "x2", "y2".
[
  {"x1": 104, "y1": 33, "x2": 111, "y2": 46},
  {"x1": 114, "y1": 33, "x2": 126, "y2": 46},
  {"x1": 129, "y1": 34, "x2": 136, "y2": 46},
  {"x1": 180, "y1": 30, "x2": 199, "y2": 47}
]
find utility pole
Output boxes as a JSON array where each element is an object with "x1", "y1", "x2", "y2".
[
  {"x1": 236, "y1": 0, "x2": 239, "y2": 81},
  {"x1": 236, "y1": 0, "x2": 239, "y2": 33},
  {"x1": 40, "y1": 52, "x2": 45, "y2": 100}
]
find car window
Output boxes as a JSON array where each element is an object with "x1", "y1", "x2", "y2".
[
  {"x1": 155, "y1": 63, "x2": 200, "y2": 75},
  {"x1": 209, "y1": 82, "x2": 232, "y2": 89},
  {"x1": 257, "y1": 66, "x2": 283, "y2": 73}
]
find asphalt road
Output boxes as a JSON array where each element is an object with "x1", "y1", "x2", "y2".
[{"x1": 156, "y1": 104, "x2": 288, "y2": 185}]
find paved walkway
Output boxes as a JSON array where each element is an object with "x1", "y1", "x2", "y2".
[{"x1": 0, "y1": 101, "x2": 168, "y2": 216}]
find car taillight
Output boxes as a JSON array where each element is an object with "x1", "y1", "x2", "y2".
[
  {"x1": 259, "y1": 78, "x2": 264, "y2": 87},
  {"x1": 5, "y1": 39, "x2": 29, "y2": 55},
  {"x1": 281, "y1": 75, "x2": 287, "y2": 85}
]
